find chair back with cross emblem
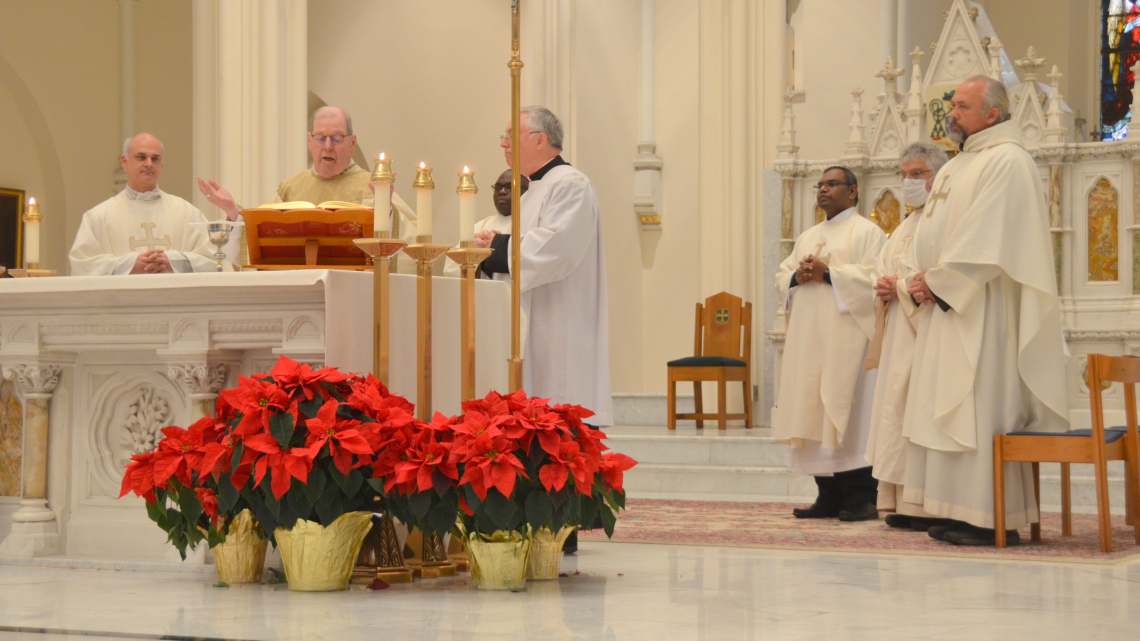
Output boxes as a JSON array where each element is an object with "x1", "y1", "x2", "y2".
[
  {"x1": 241, "y1": 207, "x2": 375, "y2": 270},
  {"x1": 695, "y1": 292, "x2": 752, "y2": 364}
]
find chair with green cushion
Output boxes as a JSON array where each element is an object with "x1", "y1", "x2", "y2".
[{"x1": 667, "y1": 292, "x2": 752, "y2": 430}]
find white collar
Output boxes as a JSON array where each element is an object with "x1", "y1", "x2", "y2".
[
  {"x1": 823, "y1": 207, "x2": 855, "y2": 224},
  {"x1": 125, "y1": 186, "x2": 163, "y2": 201}
]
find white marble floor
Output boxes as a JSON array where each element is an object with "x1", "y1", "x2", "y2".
[{"x1": 0, "y1": 541, "x2": 1137, "y2": 641}]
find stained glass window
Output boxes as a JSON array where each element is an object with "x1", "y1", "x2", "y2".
[{"x1": 1102, "y1": 0, "x2": 1140, "y2": 140}]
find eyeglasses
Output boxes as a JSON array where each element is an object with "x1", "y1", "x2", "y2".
[
  {"x1": 500, "y1": 131, "x2": 542, "y2": 144},
  {"x1": 895, "y1": 170, "x2": 933, "y2": 181},
  {"x1": 813, "y1": 181, "x2": 852, "y2": 191},
  {"x1": 310, "y1": 134, "x2": 350, "y2": 146}
]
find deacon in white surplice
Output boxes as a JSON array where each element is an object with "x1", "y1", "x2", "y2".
[
  {"x1": 864, "y1": 142, "x2": 950, "y2": 532},
  {"x1": 70, "y1": 133, "x2": 216, "y2": 276},
  {"x1": 904, "y1": 76, "x2": 1069, "y2": 547},
  {"x1": 478, "y1": 107, "x2": 613, "y2": 429},
  {"x1": 774, "y1": 167, "x2": 886, "y2": 522}
]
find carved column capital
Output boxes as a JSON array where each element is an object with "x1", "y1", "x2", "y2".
[
  {"x1": 166, "y1": 362, "x2": 229, "y2": 397},
  {"x1": 2, "y1": 364, "x2": 62, "y2": 397}
]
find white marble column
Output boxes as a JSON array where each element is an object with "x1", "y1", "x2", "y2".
[
  {"x1": 634, "y1": 0, "x2": 663, "y2": 228},
  {"x1": 191, "y1": 0, "x2": 308, "y2": 217},
  {"x1": 167, "y1": 363, "x2": 229, "y2": 420},
  {"x1": 0, "y1": 364, "x2": 62, "y2": 557}
]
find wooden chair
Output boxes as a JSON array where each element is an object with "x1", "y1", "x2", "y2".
[
  {"x1": 993, "y1": 353, "x2": 1140, "y2": 551},
  {"x1": 666, "y1": 292, "x2": 752, "y2": 430},
  {"x1": 242, "y1": 208, "x2": 375, "y2": 270}
]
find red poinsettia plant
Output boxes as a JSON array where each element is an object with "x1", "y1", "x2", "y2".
[
  {"x1": 383, "y1": 390, "x2": 637, "y2": 539},
  {"x1": 119, "y1": 356, "x2": 416, "y2": 558}
]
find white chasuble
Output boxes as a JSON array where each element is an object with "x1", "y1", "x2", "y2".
[
  {"x1": 490, "y1": 163, "x2": 613, "y2": 426},
  {"x1": 900, "y1": 120, "x2": 1069, "y2": 529},
  {"x1": 863, "y1": 210, "x2": 932, "y2": 515},
  {"x1": 69, "y1": 190, "x2": 217, "y2": 276},
  {"x1": 773, "y1": 208, "x2": 885, "y2": 475}
]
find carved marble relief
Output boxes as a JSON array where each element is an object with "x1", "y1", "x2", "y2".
[
  {"x1": 870, "y1": 190, "x2": 901, "y2": 236},
  {"x1": 88, "y1": 373, "x2": 182, "y2": 498},
  {"x1": 119, "y1": 387, "x2": 173, "y2": 466},
  {"x1": 1087, "y1": 177, "x2": 1119, "y2": 282},
  {"x1": 0, "y1": 380, "x2": 22, "y2": 496}
]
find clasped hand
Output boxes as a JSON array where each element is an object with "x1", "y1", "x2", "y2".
[
  {"x1": 795, "y1": 254, "x2": 828, "y2": 285},
  {"x1": 874, "y1": 275, "x2": 899, "y2": 302},
  {"x1": 130, "y1": 250, "x2": 172, "y2": 275},
  {"x1": 474, "y1": 229, "x2": 500, "y2": 249},
  {"x1": 907, "y1": 271, "x2": 935, "y2": 305}
]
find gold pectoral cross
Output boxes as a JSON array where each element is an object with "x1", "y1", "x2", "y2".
[
  {"x1": 926, "y1": 174, "x2": 952, "y2": 218},
  {"x1": 129, "y1": 222, "x2": 172, "y2": 252},
  {"x1": 890, "y1": 235, "x2": 913, "y2": 273}
]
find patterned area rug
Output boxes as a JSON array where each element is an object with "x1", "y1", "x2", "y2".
[{"x1": 578, "y1": 499, "x2": 1140, "y2": 564}]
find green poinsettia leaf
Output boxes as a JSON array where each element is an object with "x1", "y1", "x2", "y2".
[
  {"x1": 345, "y1": 469, "x2": 364, "y2": 498},
  {"x1": 524, "y1": 490, "x2": 553, "y2": 530},
  {"x1": 599, "y1": 503, "x2": 617, "y2": 538},
  {"x1": 408, "y1": 490, "x2": 432, "y2": 523},
  {"x1": 426, "y1": 500, "x2": 458, "y2": 538},
  {"x1": 299, "y1": 395, "x2": 324, "y2": 419},
  {"x1": 305, "y1": 468, "x2": 328, "y2": 504},
  {"x1": 483, "y1": 489, "x2": 517, "y2": 532},
  {"x1": 269, "y1": 412, "x2": 295, "y2": 450},
  {"x1": 218, "y1": 473, "x2": 239, "y2": 515}
]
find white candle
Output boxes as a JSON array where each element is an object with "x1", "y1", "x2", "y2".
[
  {"x1": 458, "y1": 166, "x2": 477, "y2": 242},
  {"x1": 414, "y1": 162, "x2": 434, "y2": 238},
  {"x1": 24, "y1": 198, "x2": 40, "y2": 266},
  {"x1": 372, "y1": 153, "x2": 392, "y2": 234}
]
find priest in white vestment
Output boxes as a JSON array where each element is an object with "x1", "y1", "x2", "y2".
[
  {"x1": 478, "y1": 107, "x2": 613, "y2": 429},
  {"x1": 774, "y1": 167, "x2": 886, "y2": 521},
  {"x1": 904, "y1": 76, "x2": 1069, "y2": 546},
  {"x1": 444, "y1": 169, "x2": 529, "y2": 278},
  {"x1": 196, "y1": 106, "x2": 418, "y2": 271},
  {"x1": 70, "y1": 133, "x2": 217, "y2": 276},
  {"x1": 864, "y1": 142, "x2": 950, "y2": 532}
]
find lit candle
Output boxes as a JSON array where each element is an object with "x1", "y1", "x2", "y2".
[
  {"x1": 457, "y1": 166, "x2": 477, "y2": 243},
  {"x1": 413, "y1": 162, "x2": 435, "y2": 238},
  {"x1": 371, "y1": 153, "x2": 394, "y2": 234},
  {"x1": 24, "y1": 197, "x2": 41, "y2": 268}
]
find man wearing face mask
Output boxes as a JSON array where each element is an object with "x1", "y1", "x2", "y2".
[
  {"x1": 901, "y1": 76, "x2": 1069, "y2": 546},
  {"x1": 863, "y1": 142, "x2": 950, "y2": 533}
]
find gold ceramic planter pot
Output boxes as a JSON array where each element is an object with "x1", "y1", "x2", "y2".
[
  {"x1": 465, "y1": 528, "x2": 531, "y2": 591},
  {"x1": 212, "y1": 509, "x2": 268, "y2": 584},
  {"x1": 274, "y1": 511, "x2": 374, "y2": 592},
  {"x1": 526, "y1": 525, "x2": 575, "y2": 580}
]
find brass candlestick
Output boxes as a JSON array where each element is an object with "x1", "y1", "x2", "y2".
[
  {"x1": 353, "y1": 232, "x2": 408, "y2": 384},
  {"x1": 402, "y1": 237, "x2": 450, "y2": 421},
  {"x1": 351, "y1": 512, "x2": 413, "y2": 585},
  {"x1": 445, "y1": 242, "x2": 493, "y2": 401},
  {"x1": 508, "y1": 0, "x2": 525, "y2": 393}
]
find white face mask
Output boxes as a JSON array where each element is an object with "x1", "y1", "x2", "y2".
[{"x1": 901, "y1": 178, "x2": 929, "y2": 208}]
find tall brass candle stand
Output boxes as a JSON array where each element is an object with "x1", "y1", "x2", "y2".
[
  {"x1": 507, "y1": 0, "x2": 525, "y2": 393},
  {"x1": 401, "y1": 164, "x2": 455, "y2": 578}
]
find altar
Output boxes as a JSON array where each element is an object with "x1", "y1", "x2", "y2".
[{"x1": 0, "y1": 270, "x2": 509, "y2": 562}]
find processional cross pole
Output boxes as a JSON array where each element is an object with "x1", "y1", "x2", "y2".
[{"x1": 508, "y1": 0, "x2": 525, "y2": 393}]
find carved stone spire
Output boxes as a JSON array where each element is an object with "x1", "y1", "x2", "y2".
[
  {"x1": 776, "y1": 89, "x2": 799, "y2": 159},
  {"x1": 987, "y1": 38, "x2": 1003, "y2": 81},
  {"x1": 875, "y1": 56, "x2": 905, "y2": 99},
  {"x1": 1044, "y1": 65, "x2": 1067, "y2": 144},
  {"x1": 905, "y1": 47, "x2": 925, "y2": 143},
  {"x1": 845, "y1": 86, "x2": 868, "y2": 156},
  {"x1": 1014, "y1": 46, "x2": 1046, "y2": 83}
]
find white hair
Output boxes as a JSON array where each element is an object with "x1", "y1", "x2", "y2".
[
  {"x1": 899, "y1": 141, "x2": 949, "y2": 175},
  {"x1": 122, "y1": 134, "x2": 164, "y2": 157},
  {"x1": 521, "y1": 106, "x2": 564, "y2": 150},
  {"x1": 964, "y1": 75, "x2": 1011, "y2": 122},
  {"x1": 310, "y1": 106, "x2": 353, "y2": 134}
]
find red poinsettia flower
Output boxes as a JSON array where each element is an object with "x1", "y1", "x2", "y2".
[
  {"x1": 394, "y1": 434, "x2": 458, "y2": 494},
  {"x1": 269, "y1": 356, "x2": 351, "y2": 400},
  {"x1": 300, "y1": 400, "x2": 374, "y2": 476},
  {"x1": 243, "y1": 433, "x2": 314, "y2": 500},
  {"x1": 539, "y1": 439, "x2": 599, "y2": 495},
  {"x1": 450, "y1": 411, "x2": 507, "y2": 458},
  {"x1": 599, "y1": 452, "x2": 638, "y2": 493},
  {"x1": 514, "y1": 400, "x2": 570, "y2": 456},
  {"x1": 120, "y1": 450, "x2": 158, "y2": 502},
  {"x1": 151, "y1": 420, "x2": 220, "y2": 489},
  {"x1": 218, "y1": 376, "x2": 292, "y2": 436},
  {"x1": 457, "y1": 432, "x2": 528, "y2": 501},
  {"x1": 196, "y1": 487, "x2": 220, "y2": 524}
]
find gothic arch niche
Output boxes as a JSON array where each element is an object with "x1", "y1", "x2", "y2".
[
  {"x1": 871, "y1": 190, "x2": 901, "y2": 236},
  {"x1": 1087, "y1": 177, "x2": 1120, "y2": 282}
]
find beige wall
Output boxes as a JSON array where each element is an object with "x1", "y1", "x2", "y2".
[{"x1": 0, "y1": 0, "x2": 192, "y2": 274}]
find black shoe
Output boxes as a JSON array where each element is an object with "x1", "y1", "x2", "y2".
[
  {"x1": 884, "y1": 514, "x2": 913, "y2": 529},
  {"x1": 562, "y1": 530, "x2": 578, "y2": 554},
  {"x1": 910, "y1": 517, "x2": 954, "y2": 533},
  {"x1": 944, "y1": 526, "x2": 1020, "y2": 547},
  {"x1": 928, "y1": 520, "x2": 970, "y2": 541},
  {"x1": 837, "y1": 502, "x2": 879, "y2": 522},
  {"x1": 792, "y1": 503, "x2": 841, "y2": 519}
]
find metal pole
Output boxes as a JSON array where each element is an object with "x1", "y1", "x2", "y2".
[{"x1": 508, "y1": 1, "x2": 524, "y2": 392}]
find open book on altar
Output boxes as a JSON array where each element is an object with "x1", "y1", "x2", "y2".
[{"x1": 252, "y1": 201, "x2": 372, "y2": 211}]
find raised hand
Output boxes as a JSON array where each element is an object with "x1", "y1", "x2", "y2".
[{"x1": 197, "y1": 177, "x2": 241, "y2": 221}]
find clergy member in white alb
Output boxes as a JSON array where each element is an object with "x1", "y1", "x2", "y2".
[
  {"x1": 444, "y1": 169, "x2": 529, "y2": 278},
  {"x1": 904, "y1": 76, "x2": 1069, "y2": 547},
  {"x1": 477, "y1": 106, "x2": 613, "y2": 428},
  {"x1": 774, "y1": 167, "x2": 886, "y2": 522},
  {"x1": 69, "y1": 133, "x2": 216, "y2": 276},
  {"x1": 864, "y1": 142, "x2": 950, "y2": 532}
]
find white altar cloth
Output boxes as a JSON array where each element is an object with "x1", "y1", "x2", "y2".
[{"x1": 0, "y1": 270, "x2": 509, "y2": 563}]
